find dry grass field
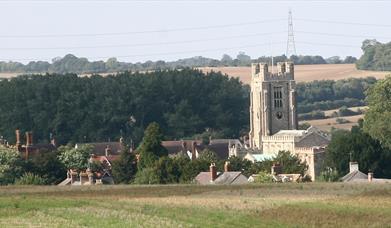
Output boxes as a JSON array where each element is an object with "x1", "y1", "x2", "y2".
[
  {"x1": 322, "y1": 106, "x2": 368, "y2": 117},
  {"x1": 2, "y1": 64, "x2": 390, "y2": 83},
  {"x1": 200, "y1": 64, "x2": 391, "y2": 84},
  {"x1": 0, "y1": 183, "x2": 390, "y2": 227},
  {"x1": 300, "y1": 114, "x2": 364, "y2": 131}
]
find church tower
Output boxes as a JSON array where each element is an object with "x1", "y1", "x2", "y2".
[{"x1": 249, "y1": 62, "x2": 298, "y2": 149}]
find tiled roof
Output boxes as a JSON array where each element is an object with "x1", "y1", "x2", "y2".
[
  {"x1": 341, "y1": 170, "x2": 368, "y2": 182},
  {"x1": 78, "y1": 142, "x2": 123, "y2": 156},
  {"x1": 162, "y1": 140, "x2": 201, "y2": 155},
  {"x1": 295, "y1": 132, "x2": 330, "y2": 148},
  {"x1": 195, "y1": 171, "x2": 248, "y2": 185}
]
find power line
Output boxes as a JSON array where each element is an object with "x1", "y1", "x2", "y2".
[
  {"x1": 295, "y1": 31, "x2": 391, "y2": 40},
  {"x1": 0, "y1": 41, "x2": 286, "y2": 61},
  {"x1": 0, "y1": 31, "x2": 286, "y2": 50},
  {"x1": 295, "y1": 18, "x2": 391, "y2": 28},
  {"x1": 296, "y1": 41, "x2": 358, "y2": 48},
  {"x1": 0, "y1": 18, "x2": 285, "y2": 38}
]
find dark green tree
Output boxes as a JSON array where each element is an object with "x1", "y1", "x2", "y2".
[
  {"x1": 327, "y1": 121, "x2": 391, "y2": 178},
  {"x1": 274, "y1": 151, "x2": 307, "y2": 175},
  {"x1": 111, "y1": 146, "x2": 137, "y2": 184},
  {"x1": 198, "y1": 149, "x2": 218, "y2": 164},
  {"x1": 25, "y1": 149, "x2": 66, "y2": 185},
  {"x1": 226, "y1": 156, "x2": 252, "y2": 177},
  {"x1": 364, "y1": 76, "x2": 391, "y2": 149},
  {"x1": 137, "y1": 122, "x2": 167, "y2": 170}
]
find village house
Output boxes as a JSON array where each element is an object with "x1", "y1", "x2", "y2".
[
  {"x1": 341, "y1": 162, "x2": 391, "y2": 183},
  {"x1": 194, "y1": 162, "x2": 248, "y2": 185}
]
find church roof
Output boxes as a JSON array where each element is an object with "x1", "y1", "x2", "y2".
[
  {"x1": 274, "y1": 130, "x2": 306, "y2": 137},
  {"x1": 246, "y1": 153, "x2": 276, "y2": 162}
]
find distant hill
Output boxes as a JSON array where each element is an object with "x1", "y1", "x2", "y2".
[
  {"x1": 199, "y1": 64, "x2": 390, "y2": 83},
  {"x1": 0, "y1": 53, "x2": 357, "y2": 76}
]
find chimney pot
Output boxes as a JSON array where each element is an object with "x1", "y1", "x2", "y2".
[
  {"x1": 15, "y1": 129, "x2": 21, "y2": 145},
  {"x1": 210, "y1": 163, "x2": 217, "y2": 182},
  {"x1": 224, "y1": 161, "x2": 230, "y2": 172},
  {"x1": 25, "y1": 131, "x2": 33, "y2": 146},
  {"x1": 105, "y1": 145, "x2": 111, "y2": 157},
  {"x1": 349, "y1": 161, "x2": 359, "y2": 173}
]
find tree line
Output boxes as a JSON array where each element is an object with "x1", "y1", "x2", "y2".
[
  {"x1": 356, "y1": 39, "x2": 391, "y2": 71},
  {"x1": 0, "y1": 53, "x2": 357, "y2": 74},
  {"x1": 0, "y1": 69, "x2": 249, "y2": 145},
  {"x1": 296, "y1": 77, "x2": 376, "y2": 113},
  {"x1": 0, "y1": 70, "x2": 376, "y2": 146}
]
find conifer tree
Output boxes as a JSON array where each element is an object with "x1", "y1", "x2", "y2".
[
  {"x1": 111, "y1": 145, "x2": 137, "y2": 184},
  {"x1": 137, "y1": 122, "x2": 167, "y2": 170}
]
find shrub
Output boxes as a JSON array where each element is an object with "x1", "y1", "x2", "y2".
[
  {"x1": 134, "y1": 168, "x2": 160, "y2": 184},
  {"x1": 253, "y1": 171, "x2": 273, "y2": 183},
  {"x1": 338, "y1": 106, "x2": 359, "y2": 117},
  {"x1": 15, "y1": 173, "x2": 47, "y2": 185},
  {"x1": 298, "y1": 110, "x2": 326, "y2": 120},
  {"x1": 318, "y1": 169, "x2": 340, "y2": 182},
  {"x1": 0, "y1": 147, "x2": 24, "y2": 185},
  {"x1": 336, "y1": 118, "x2": 351, "y2": 124}
]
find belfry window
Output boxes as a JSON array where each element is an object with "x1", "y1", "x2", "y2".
[{"x1": 273, "y1": 87, "x2": 283, "y2": 108}]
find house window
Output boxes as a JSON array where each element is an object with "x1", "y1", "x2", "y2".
[{"x1": 273, "y1": 87, "x2": 283, "y2": 108}]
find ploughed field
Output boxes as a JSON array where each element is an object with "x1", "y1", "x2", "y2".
[
  {"x1": 1, "y1": 183, "x2": 390, "y2": 227},
  {"x1": 200, "y1": 64, "x2": 390, "y2": 84}
]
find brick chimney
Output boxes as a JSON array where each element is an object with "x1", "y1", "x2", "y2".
[
  {"x1": 15, "y1": 129, "x2": 21, "y2": 146},
  {"x1": 349, "y1": 162, "x2": 359, "y2": 173},
  {"x1": 26, "y1": 131, "x2": 33, "y2": 146},
  {"x1": 105, "y1": 145, "x2": 111, "y2": 157},
  {"x1": 210, "y1": 163, "x2": 217, "y2": 182},
  {"x1": 224, "y1": 161, "x2": 230, "y2": 172},
  {"x1": 368, "y1": 172, "x2": 373, "y2": 182}
]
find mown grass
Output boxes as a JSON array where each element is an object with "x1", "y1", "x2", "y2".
[{"x1": 0, "y1": 183, "x2": 390, "y2": 227}]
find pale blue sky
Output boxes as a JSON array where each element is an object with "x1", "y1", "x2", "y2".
[{"x1": 0, "y1": 0, "x2": 390, "y2": 63}]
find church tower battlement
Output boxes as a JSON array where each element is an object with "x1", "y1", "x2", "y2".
[
  {"x1": 251, "y1": 62, "x2": 294, "y2": 82},
  {"x1": 249, "y1": 62, "x2": 298, "y2": 149}
]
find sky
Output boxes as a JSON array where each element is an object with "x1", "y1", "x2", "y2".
[{"x1": 0, "y1": 0, "x2": 391, "y2": 63}]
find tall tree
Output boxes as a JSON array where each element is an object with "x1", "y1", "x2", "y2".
[
  {"x1": 111, "y1": 145, "x2": 137, "y2": 184},
  {"x1": 364, "y1": 76, "x2": 391, "y2": 149},
  {"x1": 137, "y1": 122, "x2": 167, "y2": 170},
  {"x1": 327, "y1": 122, "x2": 391, "y2": 178}
]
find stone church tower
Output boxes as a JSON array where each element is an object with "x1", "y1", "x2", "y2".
[{"x1": 249, "y1": 62, "x2": 298, "y2": 149}]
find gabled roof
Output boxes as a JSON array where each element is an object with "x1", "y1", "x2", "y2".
[
  {"x1": 162, "y1": 140, "x2": 201, "y2": 155},
  {"x1": 77, "y1": 142, "x2": 123, "y2": 156},
  {"x1": 341, "y1": 170, "x2": 368, "y2": 182},
  {"x1": 195, "y1": 171, "x2": 248, "y2": 185},
  {"x1": 295, "y1": 131, "x2": 330, "y2": 148}
]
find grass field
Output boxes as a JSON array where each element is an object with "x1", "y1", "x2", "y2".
[
  {"x1": 300, "y1": 114, "x2": 364, "y2": 131},
  {"x1": 200, "y1": 64, "x2": 391, "y2": 84},
  {"x1": 1, "y1": 183, "x2": 390, "y2": 227}
]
